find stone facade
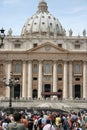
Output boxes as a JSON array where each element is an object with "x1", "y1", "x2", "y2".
[{"x1": 0, "y1": 0, "x2": 87, "y2": 100}]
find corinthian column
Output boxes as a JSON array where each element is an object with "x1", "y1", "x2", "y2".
[
  {"x1": 69, "y1": 61, "x2": 73, "y2": 99},
  {"x1": 83, "y1": 61, "x2": 87, "y2": 99},
  {"x1": 38, "y1": 61, "x2": 42, "y2": 99},
  {"x1": 6, "y1": 61, "x2": 12, "y2": 98},
  {"x1": 63, "y1": 61, "x2": 68, "y2": 99},
  {"x1": 22, "y1": 61, "x2": 26, "y2": 98},
  {"x1": 28, "y1": 61, "x2": 32, "y2": 99},
  {"x1": 53, "y1": 61, "x2": 57, "y2": 92}
]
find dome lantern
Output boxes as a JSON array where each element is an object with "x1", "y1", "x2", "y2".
[{"x1": 38, "y1": 0, "x2": 48, "y2": 12}]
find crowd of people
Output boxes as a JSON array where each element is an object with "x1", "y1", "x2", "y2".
[{"x1": 0, "y1": 109, "x2": 87, "y2": 130}]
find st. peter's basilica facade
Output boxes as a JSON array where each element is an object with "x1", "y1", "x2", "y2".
[{"x1": 0, "y1": 0, "x2": 87, "y2": 100}]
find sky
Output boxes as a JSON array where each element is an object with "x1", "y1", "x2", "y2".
[{"x1": 0, "y1": 0, "x2": 87, "y2": 36}]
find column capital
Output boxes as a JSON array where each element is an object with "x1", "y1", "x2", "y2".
[
  {"x1": 83, "y1": 61, "x2": 87, "y2": 64},
  {"x1": 63, "y1": 60, "x2": 68, "y2": 63},
  {"x1": 28, "y1": 60, "x2": 32, "y2": 64},
  {"x1": 53, "y1": 60, "x2": 57, "y2": 64},
  {"x1": 38, "y1": 60, "x2": 43, "y2": 63},
  {"x1": 22, "y1": 60, "x2": 27, "y2": 64},
  {"x1": 69, "y1": 60, "x2": 73, "y2": 63},
  {"x1": 5, "y1": 60, "x2": 12, "y2": 64},
  {"x1": 69, "y1": 61, "x2": 73, "y2": 65}
]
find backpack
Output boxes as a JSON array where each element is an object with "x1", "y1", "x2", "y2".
[{"x1": 38, "y1": 118, "x2": 42, "y2": 126}]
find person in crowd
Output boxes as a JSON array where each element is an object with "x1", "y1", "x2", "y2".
[
  {"x1": 28, "y1": 116, "x2": 33, "y2": 130},
  {"x1": 21, "y1": 113, "x2": 28, "y2": 129},
  {"x1": 0, "y1": 121, "x2": 2, "y2": 130},
  {"x1": 81, "y1": 115, "x2": 85, "y2": 130},
  {"x1": 2, "y1": 118, "x2": 8, "y2": 130},
  {"x1": 43, "y1": 119, "x2": 55, "y2": 130},
  {"x1": 5, "y1": 114, "x2": 11, "y2": 124},
  {"x1": 67, "y1": 114, "x2": 72, "y2": 130},
  {"x1": 38, "y1": 113, "x2": 44, "y2": 130},
  {"x1": 33, "y1": 116, "x2": 38, "y2": 130},
  {"x1": 55, "y1": 114, "x2": 61, "y2": 130},
  {"x1": 6, "y1": 112, "x2": 27, "y2": 130},
  {"x1": 62, "y1": 116, "x2": 70, "y2": 130},
  {"x1": 73, "y1": 122, "x2": 82, "y2": 130}
]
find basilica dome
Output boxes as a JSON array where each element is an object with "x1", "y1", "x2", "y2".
[{"x1": 21, "y1": 0, "x2": 65, "y2": 37}]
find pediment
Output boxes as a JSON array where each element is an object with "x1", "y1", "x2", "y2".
[{"x1": 27, "y1": 42, "x2": 69, "y2": 54}]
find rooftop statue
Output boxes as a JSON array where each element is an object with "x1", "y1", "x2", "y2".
[
  {"x1": 83, "y1": 29, "x2": 86, "y2": 37},
  {"x1": 69, "y1": 28, "x2": 73, "y2": 36},
  {"x1": 7, "y1": 28, "x2": 12, "y2": 36}
]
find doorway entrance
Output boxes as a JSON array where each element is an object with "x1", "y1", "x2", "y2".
[
  {"x1": 57, "y1": 89, "x2": 62, "y2": 99},
  {"x1": 44, "y1": 84, "x2": 51, "y2": 98},
  {"x1": 33, "y1": 89, "x2": 37, "y2": 99},
  {"x1": 74, "y1": 85, "x2": 81, "y2": 98},
  {"x1": 14, "y1": 84, "x2": 20, "y2": 99}
]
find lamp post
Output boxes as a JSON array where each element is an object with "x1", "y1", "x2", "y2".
[
  {"x1": 3, "y1": 72, "x2": 19, "y2": 113},
  {"x1": 0, "y1": 28, "x2": 5, "y2": 47}
]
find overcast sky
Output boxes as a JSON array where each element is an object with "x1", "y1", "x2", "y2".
[{"x1": 0, "y1": 0, "x2": 87, "y2": 36}]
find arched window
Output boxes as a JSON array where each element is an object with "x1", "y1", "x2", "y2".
[
  {"x1": 57, "y1": 64, "x2": 63, "y2": 74},
  {"x1": 15, "y1": 63, "x2": 20, "y2": 73},
  {"x1": 33, "y1": 64, "x2": 38, "y2": 74},
  {"x1": 74, "y1": 64, "x2": 80, "y2": 73}
]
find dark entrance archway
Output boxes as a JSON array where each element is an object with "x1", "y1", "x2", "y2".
[
  {"x1": 33, "y1": 89, "x2": 37, "y2": 99},
  {"x1": 74, "y1": 85, "x2": 81, "y2": 98},
  {"x1": 14, "y1": 84, "x2": 20, "y2": 99},
  {"x1": 44, "y1": 84, "x2": 51, "y2": 98},
  {"x1": 57, "y1": 89, "x2": 62, "y2": 99}
]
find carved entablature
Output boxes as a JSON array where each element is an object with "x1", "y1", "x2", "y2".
[
  {"x1": 0, "y1": 53, "x2": 27, "y2": 61},
  {"x1": 0, "y1": 54, "x2": 8, "y2": 61},
  {"x1": 71, "y1": 39, "x2": 85, "y2": 45},
  {"x1": 28, "y1": 53, "x2": 68, "y2": 61},
  {"x1": 68, "y1": 53, "x2": 87, "y2": 61},
  {"x1": 6, "y1": 38, "x2": 25, "y2": 44}
]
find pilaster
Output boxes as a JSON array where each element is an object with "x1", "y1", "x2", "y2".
[
  {"x1": 63, "y1": 61, "x2": 68, "y2": 99},
  {"x1": 38, "y1": 61, "x2": 42, "y2": 99},
  {"x1": 28, "y1": 60, "x2": 32, "y2": 99}
]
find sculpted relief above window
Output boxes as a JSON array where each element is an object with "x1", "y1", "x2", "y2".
[{"x1": 45, "y1": 45, "x2": 51, "y2": 51}]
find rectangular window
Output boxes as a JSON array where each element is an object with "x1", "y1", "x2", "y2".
[
  {"x1": 75, "y1": 44, "x2": 80, "y2": 49},
  {"x1": 58, "y1": 44, "x2": 62, "y2": 48},
  {"x1": 75, "y1": 78, "x2": 80, "y2": 81},
  {"x1": 58, "y1": 78, "x2": 62, "y2": 81},
  {"x1": 57, "y1": 64, "x2": 63, "y2": 74},
  {"x1": 33, "y1": 43, "x2": 37, "y2": 48},
  {"x1": 15, "y1": 44, "x2": 21, "y2": 48},
  {"x1": 74, "y1": 64, "x2": 80, "y2": 74},
  {"x1": 33, "y1": 77, "x2": 37, "y2": 80},
  {"x1": 33, "y1": 64, "x2": 38, "y2": 74},
  {"x1": 44, "y1": 63, "x2": 52, "y2": 74},
  {"x1": 15, "y1": 63, "x2": 21, "y2": 73}
]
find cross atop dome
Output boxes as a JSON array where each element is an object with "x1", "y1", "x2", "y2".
[{"x1": 38, "y1": 0, "x2": 48, "y2": 12}]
